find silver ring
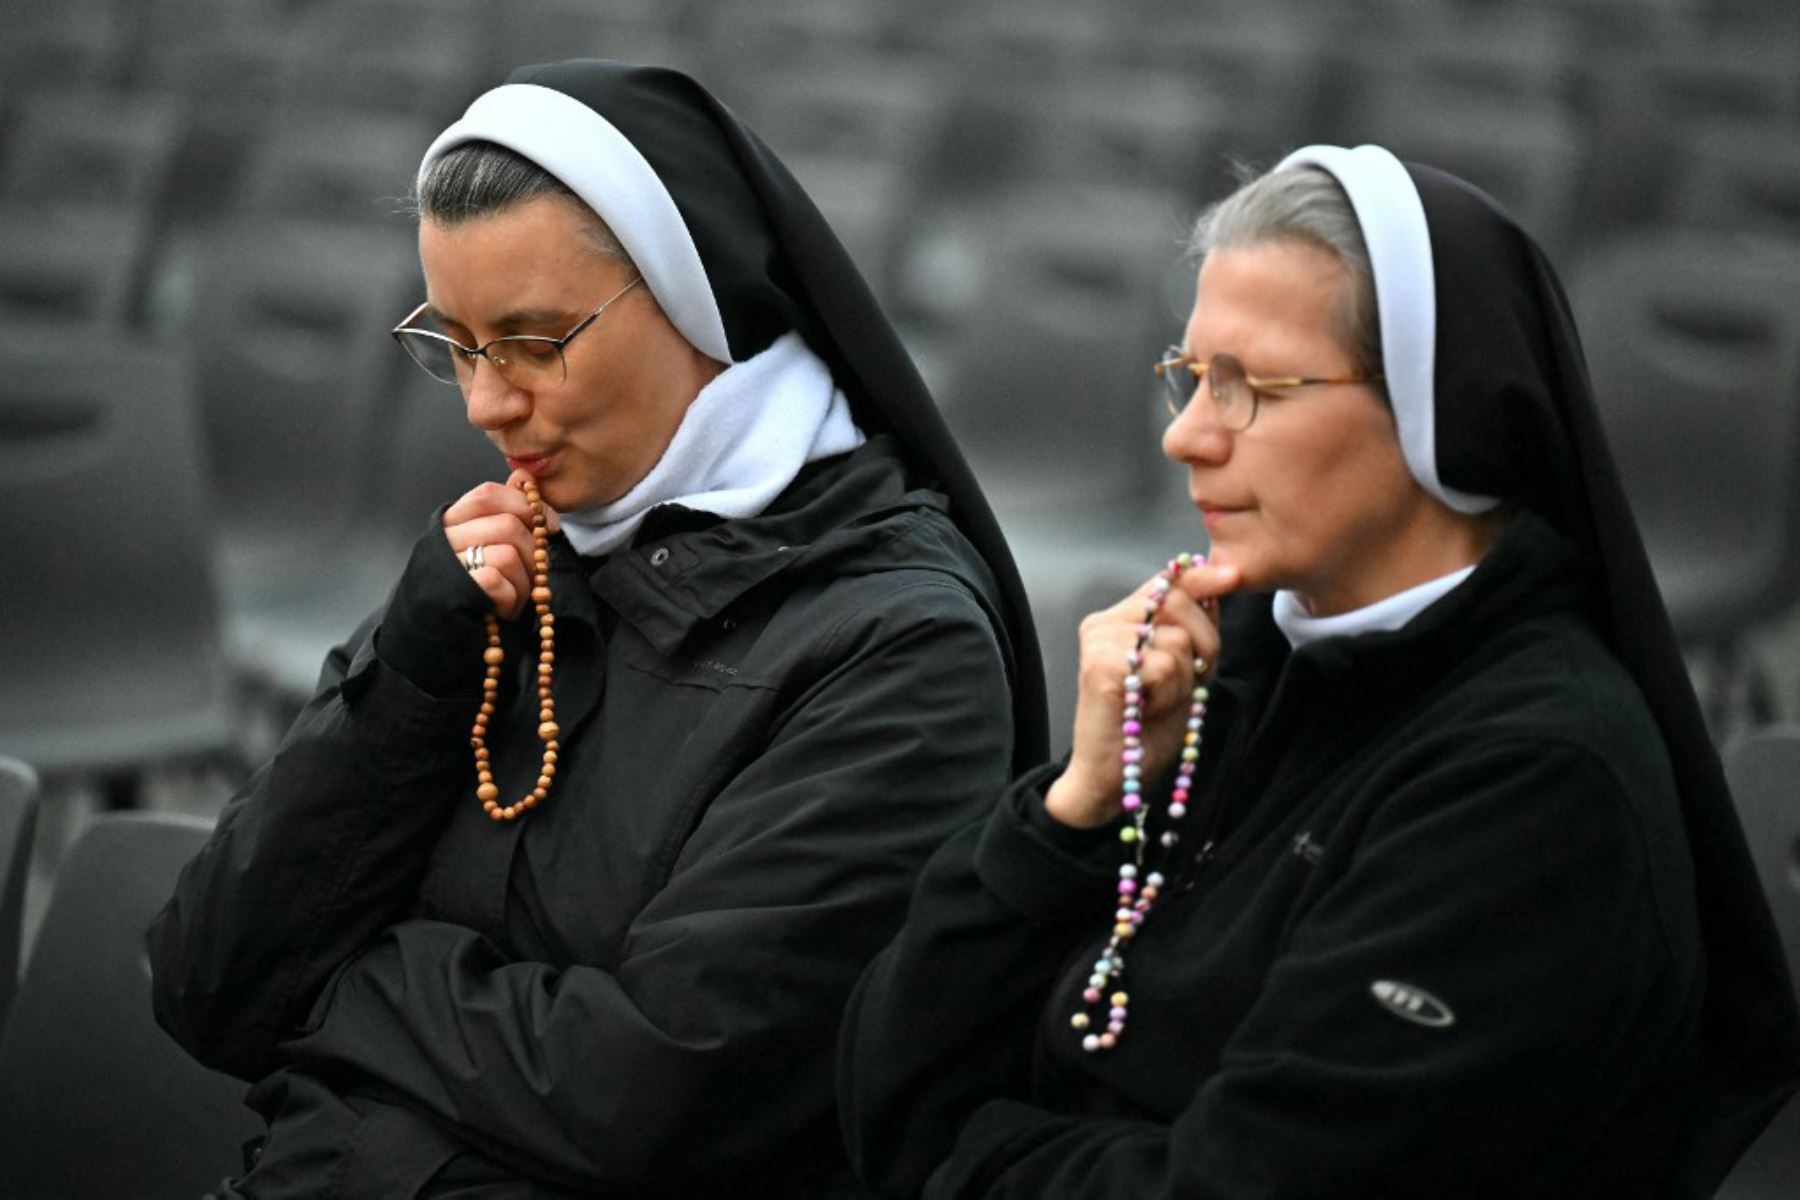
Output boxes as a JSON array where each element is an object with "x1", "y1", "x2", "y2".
[{"x1": 462, "y1": 544, "x2": 486, "y2": 573}]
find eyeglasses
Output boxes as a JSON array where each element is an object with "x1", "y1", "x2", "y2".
[
  {"x1": 391, "y1": 276, "x2": 644, "y2": 389},
  {"x1": 1153, "y1": 346, "x2": 1384, "y2": 431}
]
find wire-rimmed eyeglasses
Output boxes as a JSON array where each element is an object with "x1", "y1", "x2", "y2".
[
  {"x1": 391, "y1": 276, "x2": 644, "y2": 389},
  {"x1": 1153, "y1": 346, "x2": 1384, "y2": 431}
]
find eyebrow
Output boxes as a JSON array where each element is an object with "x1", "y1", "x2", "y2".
[{"x1": 424, "y1": 303, "x2": 578, "y2": 332}]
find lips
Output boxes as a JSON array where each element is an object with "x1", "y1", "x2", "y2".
[{"x1": 505, "y1": 450, "x2": 556, "y2": 476}]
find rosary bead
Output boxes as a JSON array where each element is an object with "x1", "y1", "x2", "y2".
[{"x1": 467, "y1": 482, "x2": 561, "y2": 823}]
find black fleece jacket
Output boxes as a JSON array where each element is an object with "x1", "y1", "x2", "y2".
[{"x1": 842, "y1": 514, "x2": 1712, "y2": 1198}]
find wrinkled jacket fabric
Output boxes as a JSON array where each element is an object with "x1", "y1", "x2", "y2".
[
  {"x1": 842, "y1": 515, "x2": 1726, "y2": 1198},
  {"x1": 150, "y1": 437, "x2": 1018, "y2": 1197}
]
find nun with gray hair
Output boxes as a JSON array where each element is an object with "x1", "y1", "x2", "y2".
[
  {"x1": 841, "y1": 146, "x2": 1800, "y2": 1197},
  {"x1": 148, "y1": 60, "x2": 1046, "y2": 1197}
]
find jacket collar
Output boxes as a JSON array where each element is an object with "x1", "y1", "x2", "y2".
[
  {"x1": 570, "y1": 435, "x2": 951, "y2": 655},
  {"x1": 1219, "y1": 510, "x2": 1593, "y2": 716}
]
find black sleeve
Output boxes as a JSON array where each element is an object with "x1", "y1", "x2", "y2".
[
  {"x1": 838, "y1": 762, "x2": 1116, "y2": 1198},
  {"x1": 846, "y1": 739, "x2": 1695, "y2": 1199},
  {"x1": 147, "y1": 526, "x2": 501, "y2": 1079},
  {"x1": 274, "y1": 578, "x2": 1019, "y2": 1191}
]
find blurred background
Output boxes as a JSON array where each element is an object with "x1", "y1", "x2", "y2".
[{"x1": 1, "y1": 0, "x2": 1798, "y2": 951}]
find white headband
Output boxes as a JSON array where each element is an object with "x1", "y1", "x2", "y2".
[
  {"x1": 1275, "y1": 144, "x2": 1498, "y2": 515},
  {"x1": 419, "y1": 83, "x2": 734, "y2": 364}
]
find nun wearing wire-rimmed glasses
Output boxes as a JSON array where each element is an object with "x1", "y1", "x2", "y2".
[
  {"x1": 841, "y1": 146, "x2": 1800, "y2": 1197},
  {"x1": 148, "y1": 60, "x2": 1046, "y2": 1197}
]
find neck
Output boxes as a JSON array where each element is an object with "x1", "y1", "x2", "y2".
[{"x1": 1297, "y1": 506, "x2": 1505, "y2": 618}]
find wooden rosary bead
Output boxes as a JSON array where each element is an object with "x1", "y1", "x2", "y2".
[{"x1": 468, "y1": 477, "x2": 560, "y2": 823}]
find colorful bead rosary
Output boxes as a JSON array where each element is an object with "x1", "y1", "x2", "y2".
[
  {"x1": 470, "y1": 478, "x2": 560, "y2": 821},
  {"x1": 1071, "y1": 552, "x2": 1210, "y2": 1052}
]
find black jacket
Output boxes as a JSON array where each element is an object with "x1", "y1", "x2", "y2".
[
  {"x1": 842, "y1": 515, "x2": 1715, "y2": 1198},
  {"x1": 149, "y1": 437, "x2": 1019, "y2": 1197}
]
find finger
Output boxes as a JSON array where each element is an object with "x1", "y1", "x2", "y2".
[
  {"x1": 444, "y1": 479, "x2": 534, "y2": 528},
  {"x1": 1155, "y1": 589, "x2": 1222, "y2": 675},
  {"x1": 1173, "y1": 561, "x2": 1242, "y2": 606},
  {"x1": 445, "y1": 512, "x2": 536, "y2": 558},
  {"x1": 467, "y1": 565, "x2": 522, "y2": 620},
  {"x1": 506, "y1": 469, "x2": 562, "y2": 534}
]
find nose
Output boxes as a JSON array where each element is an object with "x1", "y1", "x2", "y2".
[
  {"x1": 1160, "y1": 388, "x2": 1231, "y2": 468},
  {"x1": 462, "y1": 357, "x2": 530, "y2": 431}
]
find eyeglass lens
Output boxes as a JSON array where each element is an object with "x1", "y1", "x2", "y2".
[
  {"x1": 395, "y1": 330, "x2": 567, "y2": 390},
  {"x1": 1162, "y1": 351, "x2": 1253, "y2": 430}
]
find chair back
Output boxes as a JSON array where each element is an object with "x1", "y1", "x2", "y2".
[
  {"x1": 189, "y1": 219, "x2": 416, "y2": 568},
  {"x1": 1715, "y1": 725, "x2": 1800, "y2": 1198},
  {"x1": 0, "y1": 205, "x2": 145, "y2": 325},
  {"x1": 0, "y1": 813, "x2": 262, "y2": 1199},
  {"x1": 0, "y1": 336, "x2": 232, "y2": 773},
  {"x1": 1569, "y1": 233, "x2": 1800, "y2": 645},
  {"x1": 0, "y1": 755, "x2": 38, "y2": 1029},
  {"x1": 0, "y1": 86, "x2": 185, "y2": 214},
  {"x1": 1726, "y1": 725, "x2": 1800, "y2": 989}
]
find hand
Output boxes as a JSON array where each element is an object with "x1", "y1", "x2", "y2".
[
  {"x1": 441, "y1": 470, "x2": 562, "y2": 620},
  {"x1": 1044, "y1": 560, "x2": 1239, "y2": 829}
]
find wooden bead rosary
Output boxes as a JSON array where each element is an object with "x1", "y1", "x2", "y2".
[{"x1": 470, "y1": 478, "x2": 558, "y2": 821}]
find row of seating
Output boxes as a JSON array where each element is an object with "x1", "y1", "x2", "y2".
[{"x1": 2, "y1": 725, "x2": 1797, "y2": 1195}]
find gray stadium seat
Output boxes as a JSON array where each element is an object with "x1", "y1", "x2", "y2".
[
  {"x1": 235, "y1": 109, "x2": 436, "y2": 231},
  {"x1": 0, "y1": 755, "x2": 38, "y2": 1029},
  {"x1": 1570, "y1": 233, "x2": 1800, "y2": 731},
  {"x1": 0, "y1": 813, "x2": 261, "y2": 1200},
  {"x1": 936, "y1": 183, "x2": 1191, "y2": 508},
  {"x1": 1714, "y1": 725, "x2": 1800, "y2": 1199},
  {"x1": 0, "y1": 338, "x2": 235, "y2": 777},
  {"x1": 0, "y1": 205, "x2": 146, "y2": 325},
  {"x1": 1665, "y1": 118, "x2": 1800, "y2": 244},
  {"x1": 0, "y1": 86, "x2": 185, "y2": 214}
]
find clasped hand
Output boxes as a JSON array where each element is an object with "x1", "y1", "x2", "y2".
[
  {"x1": 1045, "y1": 562, "x2": 1240, "y2": 829},
  {"x1": 442, "y1": 470, "x2": 563, "y2": 620}
]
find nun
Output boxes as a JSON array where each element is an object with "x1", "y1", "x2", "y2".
[
  {"x1": 148, "y1": 60, "x2": 1045, "y2": 1197},
  {"x1": 841, "y1": 146, "x2": 1800, "y2": 1197}
]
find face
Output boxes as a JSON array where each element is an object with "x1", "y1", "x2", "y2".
[
  {"x1": 418, "y1": 195, "x2": 725, "y2": 512},
  {"x1": 1161, "y1": 239, "x2": 1448, "y2": 616}
]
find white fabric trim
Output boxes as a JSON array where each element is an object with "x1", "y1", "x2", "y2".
[
  {"x1": 1271, "y1": 565, "x2": 1476, "y2": 649},
  {"x1": 420, "y1": 83, "x2": 734, "y2": 364},
  {"x1": 557, "y1": 331, "x2": 865, "y2": 557},
  {"x1": 1275, "y1": 144, "x2": 1497, "y2": 515}
]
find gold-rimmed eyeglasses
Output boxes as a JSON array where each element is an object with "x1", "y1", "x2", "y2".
[
  {"x1": 391, "y1": 276, "x2": 644, "y2": 389},
  {"x1": 1153, "y1": 346, "x2": 1384, "y2": 431}
]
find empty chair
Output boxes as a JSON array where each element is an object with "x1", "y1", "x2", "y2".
[
  {"x1": 232, "y1": 365, "x2": 503, "y2": 703},
  {"x1": 936, "y1": 184, "x2": 1189, "y2": 508},
  {"x1": 0, "y1": 337, "x2": 235, "y2": 778},
  {"x1": 484, "y1": 0, "x2": 679, "y2": 80},
  {"x1": 188, "y1": 219, "x2": 417, "y2": 594},
  {"x1": 0, "y1": 205, "x2": 146, "y2": 325},
  {"x1": 1578, "y1": 35, "x2": 1800, "y2": 237},
  {"x1": 1322, "y1": 12, "x2": 1578, "y2": 137},
  {"x1": 1714, "y1": 726, "x2": 1800, "y2": 1199},
  {"x1": 281, "y1": 0, "x2": 486, "y2": 124},
  {"x1": 1570, "y1": 233, "x2": 1800, "y2": 731},
  {"x1": 0, "y1": 813, "x2": 261, "y2": 1199},
  {"x1": 0, "y1": 755, "x2": 38, "y2": 1029},
  {"x1": 1665, "y1": 118, "x2": 1800, "y2": 243},
  {"x1": 1345, "y1": 99, "x2": 1586, "y2": 257},
  {"x1": 235, "y1": 108, "x2": 435, "y2": 230},
  {"x1": 1128, "y1": 8, "x2": 1331, "y2": 161},
  {"x1": 0, "y1": 3, "x2": 129, "y2": 94},
  {"x1": 0, "y1": 86, "x2": 185, "y2": 213}
]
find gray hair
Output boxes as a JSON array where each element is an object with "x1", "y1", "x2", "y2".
[
  {"x1": 409, "y1": 140, "x2": 635, "y2": 267},
  {"x1": 1189, "y1": 164, "x2": 1381, "y2": 378}
]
